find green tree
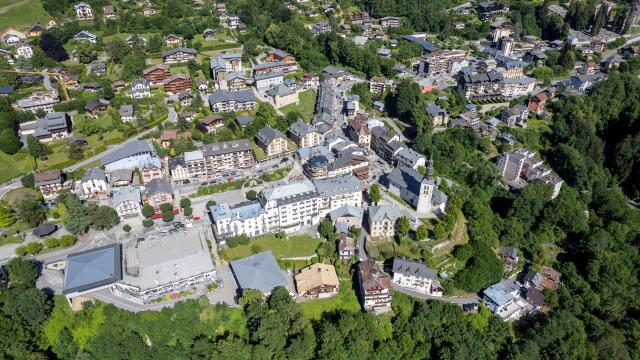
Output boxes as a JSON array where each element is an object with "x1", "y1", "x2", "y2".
[
  {"x1": 4, "y1": 257, "x2": 38, "y2": 287},
  {"x1": 21, "y1": 173, "x2": 35, "y2": 189},
  {"x1": 0, "y1": 129, "x2": 20, "y2": 155},
  {"x1": 0, "y1": 204, "x2": 16, "y2": 227},
  {"x1": 58, "y1": 235, "x2": 76, "y2": 247},
  {"x1": 26, "y1": 135, "x2": 51, "y2": 160},
  {"x1": 147, "y1": 34, "x2": 163, "y2": 54},
  {"x1": 369, "y1": 183, "x2": 381, "y2": 204},
  {"x1": 122, "y1": 224, "x2": 131, "y2": 232},
  {"x1": 143, "y1": 219, "x2": 154, "y2": 227},
  {"x1": 318, "y1": 219, "x2": 336, "y2": 241},
  {"x1": 106, "y1": 37, "x2": 129, "y2": 63},
  {"x1": 415, "y1": 224, "x2": 428, "y2": 240},
  {"x1": 89, "y1": 206, "x2": 120, "y2": 230},
  {"x1": 16, "y1": 196, "x2": 46, "y2": 227},
  {"x1": 397, "y1": 216, "x2": 410, "y2": 236},
  {"x1": 245, "y1": 190, "x2": 257, "y2": 200},
  {"x1": 67, "y1": 143, "x2": 84, "y2": 161},
  {"x1": 142, "y1": 204, "x2": 155, "y2": 218},
  {"x1": 121, "y1": 54, "x2": 146, "y2": 80},
  {"x1": 75, "y1": 42, "x2": 97, "y2": 64},
  {"x1": 63, "y1": 196, "x2": 92, "y2": 235},
  {"x1": 162, "y1": 212, "x2": 174, "y2": 222},
  {"x1": 180, "y1": 198, "x2": 191, "y2": 208}
]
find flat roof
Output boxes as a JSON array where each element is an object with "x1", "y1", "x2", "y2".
[{"x1": 63, "y1": 244, "x2": 122, "y2": 295}]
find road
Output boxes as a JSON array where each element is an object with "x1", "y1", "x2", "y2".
[{"x1": 391, "y1": 283, "x2": 479, "y2": 305}]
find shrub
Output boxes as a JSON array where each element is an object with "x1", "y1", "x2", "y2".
[
  {"x1": 180, "y1": 198, "x2": 191, "y2": 208},
  {"x1": 142, "y1": 204, "x2": 155, "y2": 218},
  {"x1": 122, "y1": 224, "x2": 131, "y2": 232},
  {"x1": 15, "y1": 246, "x2": 28, "y2": 256},
  {"x1": 206, "y1": 200, "x2": 217, "y2": 208},
  {"x1": 25, "y1": 242, "x2": 43, "y2": 254},
  {"x1": 160, "y1": 203, "x2": 173, "y2": 214},
  {"x1": 227, "y1": 236, "x2": 239, "y2": 248},
  {"x1": 238, "y1": 234, "x2": 250, "y2": 245},
  {"x1": 162, "y1": 212, "x2": 174, "y2": 222},
  {"x1": 183, "y1": 207, "x2": 193, "y2": 217},
  {"x1": 143, "y1": 219, "x2": 154, "y2": 227},
  {"x1": 245, "y1": 190, "x2": 257, "y2": 200},
  {"x1": 59, "y1": 235, "x2": 77, "y2": 247},
  {"x1": 44, "y1": 238, "x2": 60, "y2": 248}
]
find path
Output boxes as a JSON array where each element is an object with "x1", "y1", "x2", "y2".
[
  {"x1": 0, "y1": 0, "x2": 28, "y2": 14},
  {"x1": 391, "y1": 283, "x2": 479, "y2": 305}
]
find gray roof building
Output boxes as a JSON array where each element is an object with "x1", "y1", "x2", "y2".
[
  {"x1": 208, "y1": 89, "x2": 256, "y2": 105},
  {"x1": 119, "y1": 104, "x2": 134, "y2": 118},
  {"x1": 329, "y1": 205, "x2": 364, "y2": 222},
  {"x1": 230, "y1": 251, "x2": 287, "y2": 292},
  {"x1": 162, "y1": 47, "x2": 197, "y2": 57},
  {"x1": 289, "y1": 119, "x2": 316, "y2": 139},
  {"x1": 368, "y1": 205, "x2": 402, "y2": 222},
  {"x1": 256, "y1": 126, "x2": 286, "y2": 147},
  {"x1": 144, "y1": 178, "x2": 172, "y2": 196},
  {"x1": 111, "y1": 187, "x2": 140, "y2": 207},
  {"x1": 202, "y1": 139, "x2": 252, "y2": 157},
  {"x1": 100, "y1": 140, "x2": 154, "y2": 166},
  {"x1": 313, "y1": 175, "x2": 362, "y2": 197},
  {"x1": 266, "y1": 83, "x2": 295, "y2": 97},
  {"x1": 392, "y1": 257, "x2": 436, "y2": 279},
  {"x1": 82, "y1": 167, "x2": 106, "y2": 182},
  {"x1": 62, "y1": 244, "x2": 122, "y2": 295},
  {"x1": 236, "y1": 115, "x2": 253, "y2": 126}
]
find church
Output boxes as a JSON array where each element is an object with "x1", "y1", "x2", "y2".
[{"x1": 386, "y1": 158, "x2": 448, "y2": 216}]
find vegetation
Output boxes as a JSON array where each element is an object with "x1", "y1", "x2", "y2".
[{"x1": 221, "y1": 234, "x2": 322, "y2": 261}]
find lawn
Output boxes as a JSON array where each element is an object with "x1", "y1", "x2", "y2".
[
  {"x1": 2, "y1": 187, "x2": 37, "y2": 205},
  {"x1": 252, "y1": 142, "x2": 266, "y2": 161},
  {"x1": 260, "y1": 166, "x2": 292, "y2": 182},
  {"x1": 0, "y1": 0, "x2": 50, "y2": 30},
  {"x1": 220, "y1": 234, "x2": 322, "y2": 262},
  {"x1": 299, "y1": 281, "x2": 361, "y2": 320},
  {"x1": 281, "y1": 89, "x2": 317, "y2": 122},
  {"x1": 0, "y1": 150, "x2": 35, "y2": 183},
  {"x1": 191, "y1": 180, "x2": 243, "y2": 198}
]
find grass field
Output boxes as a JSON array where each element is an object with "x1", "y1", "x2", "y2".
[
  {"x1": 0, "y1": 0, "x2": 50, "y2": 30},
  {"x1": 220, "y1": 234, "x2": 322, "y2": 262},
  {"x1": 191, "y1": 180, "x2": 243, "y2": 198},
  {"x1": 281, "y1": 89, "x2": 317, "y2": 121},
  {"x1": 2, "y1": 187, "x2": 37, "y2": 205},
  {"x1": 0, "y1": 150, "x2": 35, "y2": 183},
  {"x1": 300, "y1": 281, "x2": 361, "y2": 320}
]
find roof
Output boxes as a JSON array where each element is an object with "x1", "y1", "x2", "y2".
[
  {"x1": 295, "y1": 263, "x2": 339, "y2": 295},
  {"x1": 313, "y1": 176, "x2": 362, "y2": 197},
  {"x1": 143, "y1": 64, "x2": 169, "y2": 75},
  {"x1": 526, "y1": 287, "x2": 545, "y2": 307},
  {"x1": 261, "y1": 180, "x2": 317, "y2": 206},
  {"x1": 33, "y1": 223, "x2": 57, "y2": 237},
  {"x1": 230, "y1": 251, "x2": 287, "y2": 292},
  {"x1": 268, "y1": 49, "x2": 291, "y2": 58},
  {"x1": 62, "y1": 244, "x2": 122, "y2": 295},
  {"x1": 329, "y1": 205, "x2": 364, "y2": 221},
  {"x1": 369, "y1": 205, "x2": 402, "y2": 222},
  {"x1": 144, "y1": 178, "x2": 172, "y2": 196},
  {"x1": 35, "y1": 170, "x2": 62, "y2": 186},
  {"x1": 483, "y1": 282, "x2": 516, "y2": 307},
  {"x1": 358, "y1": 260, "x2": 390, "y2": 290},
  {"x1": 500, "y1": 246, "x2": 518, "y2": 260},
  {"x1": 162, "y1": 47, "x2": 197, "y2": 57},
  {"x1": 111, "y1": 187, "x2": 140, "y2": 206},
  {"x1": 236, "y1": 115, "x2": 253, "y2": 126},
  {"x1": 253, "y1": 61, "x2": 295, "y2": 71},
  {"x1": 82, "y1": 167, "x2": 106, "y2": 182},
  {"x1": 163, "y1": 73, "x2": 191, "y2": 84},
  {"x1": 401, "y1": 35, "x2": 437, "y2": 52},
  {"x1": 266, "y1": 83, "x2": 295, "y2": 97},
  {"x1": 101, "y1": 140, "x2": 153, "y2": 165},
  {"x1": 256, "y1": 126, "x2": 286, "y2": 145},
  {"x1": 523, "y1": 271, "x2": 544, "y2": 287},
  {"x1": 388, "y1": 166, "x2": 431, "y2": 195},
  {"x1": 119, "y1": 104, "x2": 134, "y2": 117},
  {"x1": 289, "y1": 119, "x2": 316, "y2": 138},
  {"x1": 392, "y1": 257, "x2": 436, "y2": 279},
  {"x1": 208, "y1": 89, "x2": 256, "y2": 105}
]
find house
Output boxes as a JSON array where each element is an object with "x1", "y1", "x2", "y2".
[
  {"x1": 168, "y1": 156, "x2": 189, "y2": 183},
  {"x1": 236, "y1": 115, "x2": 253, "y2": 129},
  {"x1": 203, "y1": 28, "x2": 216, "y2": 41},
  {"x1": 17, "y1": 91, "x2": 60, "y2": 113},
  {"x1": 602, "y1": 55, "x2": 624, "y2": 72},
  {"x1": 329, "y1": 205, "x2": 364, "y2": 228},
  {"x1": 112, "y1": 80, "x2": 125, "y2": 92},
  {"x1": 143, "y1": 64, "x2": 171, "y2": 84},
  {"x1": 499, "y1": 246, "x2": 519, "y2": 271},
  {"x1": 368, "y1": 205, "x2": 402, "y2": 238},
  {"x1": 230, "y1": 251, "x2": 287, "y2": 294},
  {"x1": 143, "y1": 7, "x2": 156, "y2": 16},
  {"x1": 119, "y1": 104, "x2": 135, "y2": 122},
  {"x1": 75, "y1": 2, "x2": 94, "y2": 20},
  {"x1": 289, "y1": 120, "x2": 323, "y2": 148},
  {"x1": 81, "y1": 167, "x2": 108, "y2": 199},
  {"x1": 0, "y1": 49, "x2": 13, "y2": 65},
  {"x1": 267, "y1": 83, "x2": 299, "y2": 108},
  {"x1": 163, "y1": 73, "x2": 192, "y2": 94},
  {"x1": 425, "y1": 103, "x2": 449, "y2": 126},
  {"x1": 541, "y1": 267, "x2": 561, "y2": 290},
  {"x1": 160, "y1": 129, "x2": 179, "y2": 149},
  {"x1": 101, "y1": 140, "x2": 155, "y2": 172},
  {"x1": 371, "y1": 126, "x2": 401, "y2": 162},
  {"x1": 353, "y1": 36, "x2": 368, "y2": 47},
  {"x1": 528, "y1": 92, "x2": 548, "y2": 114},
  {"x1": 208, "y1": 89, "x2": 256, "y2": 112},
  {"x1": 346, "y1": 115, "x2": 372, "y2": 148},
  {"x1": 197, "y1": 115, "x2": 225, "y2": 134},
  {"x1": 87, "y1": 62, "x2": 106, "y2": 76},
  {"x1": 386, "y1": 162, "x2": 448, "y2": 215},
  {"x1": 130, "y1": 79, "x2": 151, "y2": 99},
  {"x1": 178, "y1": 91, "x2": 193, "y2": 106},
  {"x1": 295, "y1": 263, "x2": 339, "y2": 299},
  {"x1": 254, "y1": 72, "x2": 284, "y2": 90},
  {"x1": 209, "y1": 53, "x2": 243, "y2": 82},
  {"x1": 369, "y1": 76, "x2": 386, "y2": 94},
  {"x1": 165, "y1": 34, "x2": 182, "y2": 46},
  {"x1": 338, "y1": 234, "x2": 356, "y2": 261},
  {"x1": 256, "y1": 126, "x2": 288, "y2": 157},
  {"x1": 302, "y1": 72, "x2": 319, "y2": 89},
  {"x1": 349, "y1": 11, "x2": 370, "y2": 23},
  {"x1": 162, "y1": 47, "x2": 197, "y2": 64},
  {"x1": 523, "y1": 271, "x2": 544, "y2": 289},
  {"x1": 140, "y1": 157, "x2": 163, "y2": 184},
  {"x1": 525, "y1": 287, "x2": 545, "y2": 310},
  {"x1": 380, "y1": 16, "x2": 401, "y2": 28},
  {"x1": 85, "y1": 100, "x2": 109, "y2": 117},
  {"x1": 226, "y1": 16, "x2": 240, "y2": 29},
  {"x1": 252, "y1": 61, "x2": 298, "y2": 76},
  {"x1": 267, "y1": 49, "x2": 295, "y2": 62},
  {"x1": 357, "y1": 260, "x2": 392, "y2": 313},
  {"x1": 483, "y1": 281, "x2": 529, "y2": 321},
  {"x1": 501, "y1": 104, "x2": 529, "y2": 127},
  {"x1": 111, "y1": 187, "x2": 141, "y2": 218},
  {"x1": 392, "y1": 257, "x2": 441, "y2": 296},
  {"x1": 0, "y1": 28, "x2": 26, "y2": 45},
  {"x1": 35, "y1": 170, "x2": 66, "y2": 200},
  {"x1": 18, "y1": 112, "x2": 71, "y2": 143},
  {"x1": 73, "y1": 30, "x2": 97, "y2": 43},
  {"x1": 103, "y1": 5, "x2": 116, "y2": 20},
  {"x1": 394, "y1": 148, "x2": 426, "y2": 170},
  {"x1": 108, "y1": 169, "x2": 133, "y2": 187},
  {"x1": 26, "y1": 24, "x2": 45, "y2": 37},
  {"x1": 195, "y1": 79, "x2": 208, "y2": 94},
  {"x1": 497, "y1": 149, "x2": 564, "y2": 199},
  {"x1": 570, "y1": 73, "x2": 606, "y2": 93},
  {"x1": 144, "y1": 178, "x2": 173, "y2": 208},
  {"x1": 126, "y1": 34, "x2": 147, "y2": 46}
]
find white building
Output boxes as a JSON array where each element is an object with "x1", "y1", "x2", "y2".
[
  {"x1": 497, "y1": 149, "x2": 563, "y2": 199},
  {"x1": 254, "y1": 72, "x2": 284, "y2": 89},
  {"x1": 16, "y1": 44, "x2": 33, "y2": 59},
  {"x1": 75, "y1": 2, "x2": 93, "y2": 20},
  {"x1": 111, "y1": 187, "x2": 141, "y2": 219},
  {"x1": 483, "y1": 280, "x2": 532, "y2": 321},
  {"x1": 101, "y1": 140, "x2": 155, "y2": 172},
  {"x1": 391, "y1": 257, "x2": 442, "y2": 296},
  {"x1": 81, "y1": 167, "x2": 109, "y2": 199},
  {"x1": 130, "y1": 79, "x2": 151, "y2": 99}
]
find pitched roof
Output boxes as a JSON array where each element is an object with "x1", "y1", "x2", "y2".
[
  {"x1": 295, "y1": 263, "x2": 339, "y2": 295},
  {"x1": 143, "y1": 64, "x2": 169, "y2": 75},
  {"x1": 62, "y1": 244, "x2": 122, "y2": 295},
  {"x1": 144, "y1": 178, "x2": 172, "y2": 196},
  {"x1": 100, "y1": 140, "x2": 153, "y2": 165},
  {"x1": 230, "y1": 251, "x2": 287, "y2": 292},
  {"x1": 111, "y1": 186, "x2": 140, "y2": 206},
  {"x1": 266, "y1": 83, "x2": 295, "y2": 97},
  {"x1": 392, "y1": 257, "x2": 436, "y2": 279},
  {"x1": 358, "y1": 260, "x2": 390, "y2": 290},
  {"x1": 329, "y1": 205, "x2": 364, "y2": 221},
  {"x1": 82, "y1": 167, "x2": 106, "y2": 182},
  {"x1": 256, "y1": 126, "x2": 286, "y2": 145},
  {"x1": 368, "y1": 205, "x2": 402, "y2": 222},
  {"x1": 208, "y1": 89, "x2": 256, "y2": 104},
  {"x1": 162, "y1": 47, "x2": 197, "y2": 57}
]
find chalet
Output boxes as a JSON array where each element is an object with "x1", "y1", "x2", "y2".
[
  {"x1": 18, "y1": 112, "x2": 71, "y2": 143},
  {"x1": 203, "y1": 28, "x2": 216, "y2": 41},
  {"x1": 236, "y1": 115, "x2": 253, "y2": 129},
  {"x1": 160, "y1": 129, "x2": 179, "y2": 149},
  {"x1": 130, "y1": 79, "x2": 151, "y2": 99},
  {"x1": 143, "y1": 7, "x2": 156, "y2": 16},
  {"x1": 346, "y1": 115, "x2": 372, "y2": 148},
  {"x1": 369, "y1": 76, "x2": 386, "y2": 94},
  {"x1": 85, "y1": 100, "x2": 109, "y2": 117},
  {"x1": 295, "y1": 263, "x2": 339, "y2": 299},
  {"x1": 392, "y1": 257, "x2": 442, "y2": 296},
  {"x1": 162, "y1": 73, "x2": 192, "y2": 94},
  {"x1": 302, "y1": 72, "x2": 319, "y2": 89},
  {"x1": 499, "y1": 246, "x2": 519, "y2": 271},
  {"x1": 143, "y1": 64, "x2": 171, "y2": 84},
  {"x1": 256, "y1": 126, "x2": 288, "y2": 157},
  {"x1": 357, "y1": 260, "x2": 392, "y2": 313},
  {"x1": 112, "y1": 80, "x2": 125, "y2": 92},
  {"x1": 349, "y1": 11, "x2": 370, "y2": 23},
  {"x1": 501, "y1": 104, "x2": 529, "y2": 127},
  {"x1": 0, "y1": 29, "x2": 26, "y2": 46},
  {"x1": 87, "y1": 62, "x2": 106, "y2": 76},
  {"x1": 162, "y1": 47, "x2": 197, "y2": 64},
  {"x1": 267, "y1": 49, "x2": 295, "y2": 62},
  {"x1": 197, "y1": 115, "x2": 225, "y2": 134},
  {"x1": 83, "y1": 82, "x2": 101, "y2": 92},
  {"x1": 26, "y1": 24, "x2": 45, "y2": 37},
  {"x1": 119, "y1": 104, "x2": 135, "y2": 122},
  {"x1": 73, "y1": 31, "x2": 97, "y2": 43},
  {"x1": 35, "y1": 170, "x2": 66, "y2": 200},
  {"x1": 165, "y1": 34, "x2": 182, "y2": 46},
  {"x1": 311, "y1": 22, "x2": 332, "y2": 34},
  {"x1": 338, "y1": 234, "x2": 356, "y2": 261},
  {"x1": 253, "y1": 61, "x2": 298, "y2": 76},
  {"x1": 380, "y1": 16, "x2": 401, "y2": 28},
  {"x1": 103, "y1": 5, "x2": 116, "y2": 20},
  {"x1": 528, "y1": 92, "x2": 548, "y2": 114},
  {"x1": 0, "y1": 49, "x2": 13, "y2": 65},
  {"x1": 75, "y1": 2, "x2": 94, "y2": 20},
  {"x1": 196, "y1": 79, "x2": 208, "y2": 94},
  {"x1": 178, "y1": 91, "x2": 193, "y2": 106}
]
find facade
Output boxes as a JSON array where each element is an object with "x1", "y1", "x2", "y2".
[
  {"x1": 112, "y1": 187, "x2": 141, "y2": 219},
  {"x1": 425, "y1": 103, "x2": 449, "y2": 126},
  {"x1": 387, "y1": 162, "x2": 448, "y2": 215},
  {"x1": 357, "y1": 260, "x2": 392, "y2": 313},
  {"x1": 103, "y1": 5, "x2": 116, "y2": 20},
  {"x1": 144, "y1": 178, "x2": 173, "y2": 209},
  {"x1": 369, "y1": 76, "x2": 386, "y2": 94},
  {"x1": 197, "y1": 115, "x2": 225, "y2": 134},
  {"x1": 162, "y1": 73, "x2": 191, "y2": 94},
  {"x1": 17, "y1": 91, "x2": 60, "y2": 112},
  {"x1": 497, "y1": 149, "x2": 563, "y2": 199},
  {"x1": 165, "y1": 34, "x2": 182, "y2": 46},
  {"x1": 18, "y1": 112, "x2": 71, "y2": 142},
  {"x1": 295, "y1": 263, "x2": 339, "y2": 298},
  {"x1": 160, "y1": 129, "x2": 179, "y2": 149},
  {"x1": 75, "y1": 2, "x2": 93, "y2": 20},
  {"x1": 139, "y1": 157, "x2": 163, "y2": 184},
  {"x1": 162, "y1": 48, "x2": 197, "y2": 64},
  {"x1": 119, "y1": 105, "x2": 135, "y2": 122},
  {"x1": 338, "y1": 234, "x2": 356, "y2": 261},
  {"x1": 81, "y1": 167, "x2": 109, "y2": 199},
  {"x1": 143, "y1": 64, "x2": 171, "y2": 84},
  {"x1": 208, "y1": 89, "x2": 256, "y2": 112},
  {"x1": 35, "y1": 170, "x2": 66, "y2": 200},
  {"x1": 368, "y1": 205, "x2": 402, "y2": 238},
  {"x1": 181, "y1": 139, "x2": 255, "y2": 180},
  {"x1": 256, "y1": 126, "x2": 288, "y2": 157},
  {"x1": 371, "y1": 127, "x2": 402, "y2": 163},
  {"x1": 483, "y1": 281, "x2": 531, "y2": 321},
  {"x1": 267, "y1": 49, "x2": 295, "y2": 62},
  {"x1": 267, "y1": 83, "x2": 299, "y2": 108},
  {"x1": 73, "y1": 30, "x2": 97, "y2": 43},
  {"x1": 254, "y1": 72, "x2": 284, "y2": 89},
  {"x1": 289, "y1": 119, "x2": 324, "y2": 148},
  {"x1": 253, "y1": 61, "x2": 298, "y2": 76},
  {"x1": 391, "y1": 257, "x2": 442, "y2": 296},
  {"x1": 501, "y1": 104, "x2": 529, "y2": 127},
  {"x1": 346, "y1": 115, "x2": 371, "y2": 148},
  {"x1": 394, "y1": 148, "x2": 426, "y2": 170},
  {"x1": 130, "y1": 79, "x2": 151, "y2": 99},
  {"x1": 168, "y1": 156, "x2": 190, "y2": 183},
  {"x1": 380, "y1": 16, "x2": 401, "y2": 28}
]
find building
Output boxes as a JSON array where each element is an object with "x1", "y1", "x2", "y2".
[
  {"x1": 144, "y1": 178, "x2": 173, "y2": 208},
  {"x1": 0, "y1": 48, "x2": 13, "y2": 65},
  {"x1": 380, "y1": 16, "x2": 401, "y2": 28},
  {"x1": 160, "y1": 129, "x2": 179, "y2": 149},
  {"x1": 35, "y1": 170, "x2": 66, "y2": 200},
  {"x1": 208, "y1": 89, "x2": 256, "y2": 112},
  {"x1": 74, "y1": 2, "x2": 93, "y2": 20},
  {"x1": 391, "y1": 257, "x2": 442, "y2": 296},
  {"x1": 256, "y1": 126, "x2": 288, "y2": 157},
  {"x1": 130, "y1": 79, "x2": 151, "y2": 99},
  {"x1": 368, "y1": 205, "x2": 401, "y2": 238},
  {"x1": 394, "y1": 148, "x2": 426, "y2": 170},
  {"x1": 180, "y1": 139, "x2": 255, "y2": 181},
  {"x1": 253, "y1": 61, "x2": 298, "y2": 76},
  {"x1": 499, "y1": 246, "x2": 519, "y2": 271},
  {"x1": 84, "y1": 100, "x2": 109, "y2": 117},
  {"x1": 230, "y1": 251, "x2": 287, "y2": 294},
  {"x1": 178, "y1": 91, "x2": 193, "y2": 106},
  {"x1": 17, "y1": 91, "x2": 60, "y2": 112},
  {"x1": 314, "y1": 176, "x2": 362, "y2": 217},
  {"x1": 103, "y1": 5, "x2": 116, "y2": 20},
  {"x1": 370, "y1": 127, "x2": 401, "y2": 163},
  {"x1": 483, "y1": 281, "x2": 530, "y2": 321},
  {"x1": 81, "y1": 167, "x2": 108, "y2": 199},
  {"x1": 387, "y1": 161, "x2": 448, "y2": 215},
  {"x1": 295, "y1": 263, "x2": 339, "y2": 298},
  {"x1": 369, "y1": 76, "x2": 386, "y2": 94},
  {"x1": 168, "y1": 156, "x2": 189, "y2": 183},
  {"x1": 16, "y1": 44, "x2": 33, "y2": 59},
  {"x1": 289, "y1": 120, "x2": 323, "y2": 148},
  {"x1": 496, "y1": 149, "x2": 563, "y2": 199},
  {"x1": 254, "y1": 72, "x2": 284, "y2": 90},
  {"x1": 209, "y1": 53, "x2": 243, "y2": 85},
  {"x1": 346, "y1": 115, "x2": 372, "y2": 148},
  {"x1": 357, "y1": 260, "x2": 392, "y2": 313},
  {"x1": 73, "y1": 30, "x2": 97, "y2": 43},
  {"x1": 267, "y1": 49, "x2": 295, "y2": 62},
  {"x1": 114, "y1": 235, "x2": 216, "y2": 303},
  {"x1": 139, "y1": 157, "x2": 163, "y2": 184},
  {"x1": 26, "y1": 24, "x2": 45, "y2": 37},
  {"x1": 329, "y1": 205, "x2": 364, "y2": 228},
  {"x1": 163, "y1": 73, "x2": 191, "y2": 94},
  {"x1": 101, "y1": 140, "x2": 155, "y2": 172},
  {"x1": 165, "y1": 34, "x2": 182, "y2": 46},
  {"x1": 18, "y1": 112, "x2": 71, "y2": 142},
  {"x1": 501, "y1": 104, "x2": 529, "y2": 127},
  {"x1": 108, "y1": 169, "x2": 133, "y2": 187},
  {"x1": 476, "y1": 1, "x2": 508, "y2": 21},
  {"x1": 338, "y1": 234, "x2": 356, "y2": 261},
  {"x1": 143, "y1": 7, "x2": 156, "y2": 16},
  {"x1": 111, "y1": 187, "x2": 141, "y2": 219},
  {"x1": 162, "y1": 47, "x2": 197, "y2": 64},
  {"x1": 425, "y1": 103, "x2": 449, "y2": 126},
  {"x1": 119, "y1": 104, "x2": 135, "y2": 122},
  {"x1": 62, "y1": 244, "x2": 121, "y2": 308},
  {"x1": 143, "y1": 64, "x2": 171, "y2": 84},
  {"x1": 1, "y1": 28, "x2": 26, "y2": 45},
  {"x1": 197, "y1": 115, "x2": 225, "y2": 134},
  {"x1": 311, "y1": 22, "x2": 332, "y2": 34},
  {"x1": 266, "y1": 83, "x2": 299, "y2": 108}
]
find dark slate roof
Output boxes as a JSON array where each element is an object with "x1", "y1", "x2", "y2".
[
  {"x1": 162, "y1": 47, "x2": 197, "y2": 57},
  {"x1": 289, "y1": 119, "x2": 316, "y2": 138},
  {"x1": 256, "y1": 126, "x2": 286, "y2": 146},
  {"x1": 33, "y1": 223, "x2": 57, "y2": 237},
  {"x1": 388, "y1": 165, "x2": 432, "y2": 194},
  {"x1": 236, "y1": 115, "x2": 253, "y2": 126},
  {"x1": 144, "y1": 178, "x2": 172, "y2": 196},
  {"x1": 208, "y1": 89, "x2": 256, "y2": 105},
  {"x1": 392, "y1": 257, "x2": 436, "y2": 279},
  {"x1": 230, "y1": 251, "x2": 287, "y2": 292},
  {"x1": 401, "y1": 35, "x2": 436, "y2": 52},
  {"x1": 266, "y1": 83, "x2": 294, "y2": 97},
  {"x1": 82, "y1": 167, "x2": 106, "y2": 182},
  {"x1": 62, "y1": 243, "x2": 122, "y2": 294},
  {"x1": 100, "y1": 140, "x2": 153, "y2": 165}
]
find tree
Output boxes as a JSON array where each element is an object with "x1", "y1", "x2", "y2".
[
  {"x1": 106, "y1": 37, "x2": 130, "y2": 63},
  {"x1": 246, "y1": 190, "x2": 257, "y2": 200},
  {"x1": 142, "y1": 204, "x2": 155, "y2": 218},
  {"x1": 415, "y1": 224, "x2": 428, "y2": 240},
  {"x1": 122, "y1": 224, "x2": 131, "y2": 232},
  {"x1": 16, "y1": 196, "x2": 46, "y2": 227},
  {"x1": 143, "y1": 219, "x2": 154, "y2": 227},
  {"x1": 183, "y1": 207, "x2": 193, "y2": 217},
  {"x1": 318, "y1": 219, "x2": 336, "y2": 241},
  {"x1": 369, "y1": 183, "x2": 381, "y2": 204},
  {"x1": 67, "y1": 143, "x2": 84, "y2": 161},
  {"x1": 121, "y1": 54, "x2": 146, "y2": 80},
  {"x1": 4, "y1": 257, "x2": 38, "y2": 287},
  {"x1": 0, "y1": 129, "x2": 20, "y2": 155},
  {"x1": 147, "y1": 34, "x2": 163, "y2": 54},
  {"x1": 180, "y1": 198, "x2": 191, "y2": 209},
  {"x1": 39, "y1": 32, "x2": 68, "y2": 61},
  {"x1": 397, "y1": 216, "x2": 410, "y2": 236},
  {"x1": 162, "y1": 212, "x2": 174, "y2": 222},
  {"x1": 75, "y1": 42, "x2": 97, "y2": 64},
  {"x1": 206, "y1": 200, "x2": 217, "y2": 207},
  {"x1": 160, "y1": 203, "x2": 173, "y2": 214},
  {"x1": 63, "y1": 196, "x2": 92, "y2": 235},
  {"x1": 21, "y1": 173, "x2": 35, "y2": 189},
  {"x1": 0, "y1": 204, "x2": 16, "y2": 227},
  {"x1": 26, "y1": 135, "x2": 51, "y2": 160},
  {"x1": 89, "y1": 206, "x2": 120, "y2": 230}
]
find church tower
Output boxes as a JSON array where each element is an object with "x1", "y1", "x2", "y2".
[{"x1": 416, "y1": 155, "x2": 435, "y2": 214}]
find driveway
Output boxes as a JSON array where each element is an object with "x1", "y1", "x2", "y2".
[
  {"x1": 206, "y1": 263, "x2": 240, "y2": 306},
  {"x1": 391, "y1": 283, "x2": 479, "y2": 305}
]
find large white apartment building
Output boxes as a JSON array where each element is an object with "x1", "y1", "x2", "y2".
[{"x1": 174, "y1": 139, "x2": 255, "y2": 182}]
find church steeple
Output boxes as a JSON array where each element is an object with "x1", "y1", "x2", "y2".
[{"x1": 426, "y1": 154, "x2": 434, "y2": 181}]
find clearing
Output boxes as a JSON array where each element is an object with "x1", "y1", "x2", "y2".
[{"x1": 220, "y1": 234, "x2": 322, "y2": 262}]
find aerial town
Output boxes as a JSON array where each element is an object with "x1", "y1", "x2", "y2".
[{"x1": 0, "y1": 0, "x2": 638, "y2": 358}]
